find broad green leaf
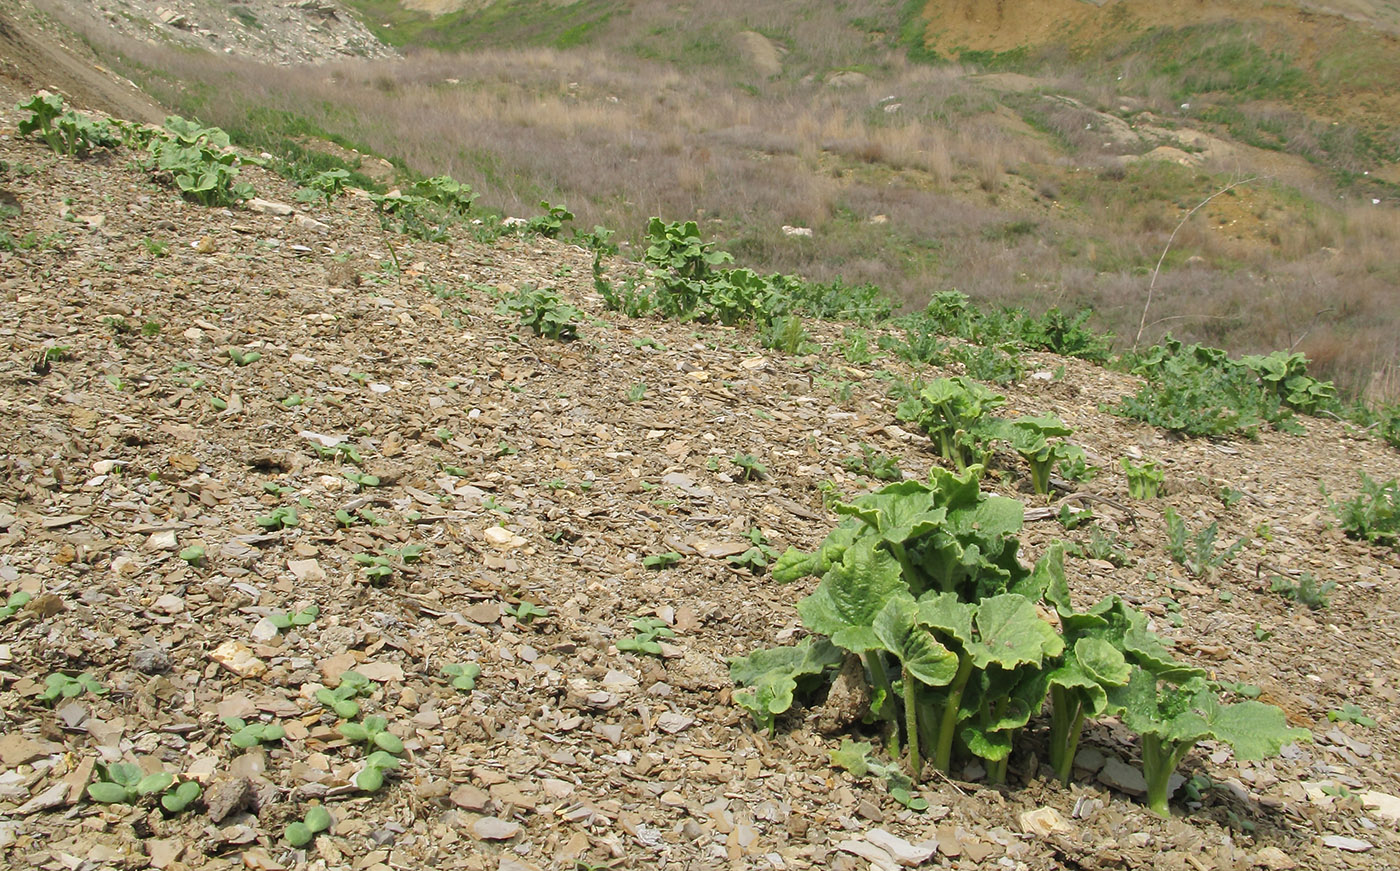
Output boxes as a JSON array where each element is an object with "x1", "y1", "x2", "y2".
[
  {"x1": 365, "y1": 750, "x2": 402, "y2": 770},
  {"x1": 162, "y1": 780, "x2": 201, "y2": 812},
  {"x1": 373, "y1": 732, "x2": 405, "y2": 754},
  {"x1": 729, "y1": 637, "x2": 843, "y2": 730},
  {"x1": 960, "y1": 721, "x2": 1014, "y2": 763},
  {"x1": 967, "y1": 594, "x2": 1063, "y2": 669},
  {"x1": 828, "y1": 738, "x2": 873, "y2": 777},
  {"x1": 871, "y1": 594, "x2": 959, "y2": 687},
  {"x1": 916, "y1": 591, "x2": 975, "y2": 646},
  {"x1": 1022, "y1": 542, "x2": 1069, "y2": 607},
  {"x1": 106, "y1": 762, "x2": 142, "y2": 786},
  {"x1": 833, "y1": 481, "x2": 947, "y2": 546},
  {"x1": 1075, "y1": 637, "x2": 1132, "y2": 687},
  {"x1": 355, "y1": 766, "x2": 384, "y2": 792},
  {"x1": 339, "y1": 723, "x2": 369, "y2": 743},
  {"x1": 797, "y1": 537, "x2": 907, "y2": 653},
  {"x1": 1112, "y1": 672, "x2": 1310, "y2": 759}
]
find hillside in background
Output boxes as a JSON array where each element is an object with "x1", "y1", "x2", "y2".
[{"x1": 27, "y1": 0, "x2": 1400, "y2": 399}]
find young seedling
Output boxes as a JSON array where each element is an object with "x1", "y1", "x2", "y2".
[
  {"x1": 841, "y1": 444, "x2": 902, "y2": 482},
  {"x1": 1120, "y1": 458, "x2": 1163, "y2": 500},
  {"x1": 315, "y1": 670, "x2": 373, "y2": 719},
  {"x1": 626, "y1": 382, "x2": 647, "y2": 402},
  {"x1": 285, "y1": 805, "x2": 333, "y2": 848},
  {"x1": 1108, "y1": 671, "x2": 1309, "y2": 816},
  {"x1": 616, "y1": 616, "x2": 675, "y2": 656},
  {"x1": 178, "y1": 545, "x2": 205, "y2": 566},
  {"x1": 342, "y1": 469, "x2": 381, "y2": 489},
  {"x1": 504, "y1": 602, "x2": 549, "y2": 624},
  {"x1": 642, "y1": 551, "x2": 681, "y2": 569},
  {"x1": 353, "y1": 553, "x2": 394, "y2": 584},
  {"x1": 338, "y1": 715, "x2": 405, "y2": 754},
  {"x1": 1327, "y1": 703, "x2": 1377, "y2": 727},
  {"x1": 227, "y1": 348, "x2": 261, "y2": 366},
  {"x1": 354, "y1": 750, "x2": 402, "y2": 792},
  {"x1": 829, "y1": 739, "x2": 929, "y2": 811},
  {"x1": 39, "y1": 672, "x2": 107, "y2": 704},
  {"x1": 0, "y1": 591, "x2": 32, "y2": 621},
  {"x1": 255, "y1": 506, "x2": 299, "y2": 530},
  {"x1": 731, "y1": 454, "x2": 768, "y2": 481},
  {"x1": 1268, "y1": 572, "x2": 1335, "y2": 610},
  {"x1": 268, "y1": 605, "x2": 320, "y2": 630},
  {"x1": 223, "y1": 717, "x2": 286, "y2": 748},
  {"x1": 996, "y1": 415, "x2": 1076, "y2": 496},
  {"x1": 1164, "y1": 507, "x2": 1245, "y2": 578},
  {"x1": 1057, "y1": 504, "x2": 1094, "y2": 530},
  {"x1": 442, "y1": 662, "x2": 482, "y2": 692},
  {"x1": 87, "y1": 762, "x2": 199, "y2": 812}
]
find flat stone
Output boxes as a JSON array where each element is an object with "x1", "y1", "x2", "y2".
[
  {"x1": 0, "y1": 734, "x2": 51, "y2": 768},
  {"x1": 865, "y1": 829, "x2": 935, "y2": 866},
  {"x1": 1254, "y1": 846, "x2": 1296, "y2": 869},
  {"x1": 449, "y1": 784, "x2": 489, "y2": 812},
  {"x1": 1360, "y1": 790, "x2": 1400, "y2": 822},
  {"x1": 835, "y1": 838, "x2": 898, "y2": 871},
  {"x1": 357, "y1": 661, "x2": 404, "y2": 683},
  {"x1": 1098, "y1": 756, "x2": 1147, "y2": 796},
  {"x1": 287, "y1": 559, "x2": 326, "y2": 582},
  {"x1": 471, "y1": 816, "x2": 520, "y2": 841},
  {"x1": 1321, "y1": 835, "x2": 1372, "y2": 852},
  {"x1": 246, "y1": 198, "x2": 294, "y2": 216},
  {"x1": 211, "y1": 640, "x2": 266, "y2": 678}
]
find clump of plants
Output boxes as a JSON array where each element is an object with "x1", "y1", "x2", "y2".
[
  {"x1": 497, "y1": 285, "x2": 581, "y2": 341},
  {"x1": 16, "y1": 92, "x2": 119, "y2": 157},
  {"x1": 733, "y1": 466, "x2": 1308, "y2": 815},
  {"x1": 1115, "y1": 338, "x2": 1301, "y2": 439},
  {"x1": 1326, "y1": 473, "x2": 1400, "y2": 550},
  {"x1": 1121, "y1": 457, "x2": 1164, "y2": 499}
]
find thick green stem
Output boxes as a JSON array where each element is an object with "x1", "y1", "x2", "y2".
[
  {"x1": 985, "y1": 753, "x2": 1009, "y2": 785},
  {"x1": 1049, "y1": 685, "x2": 1087, "y2": 785},
  {"x1": 904, "y1": 664, "x2": 921, "y2": 779},
  {"x1": 888, "y1": 541, "x2": 922, "y2": 594},
  {"x1": 1028, "y1": 458, "x2": 1052, "y2": 497},
  {"x1": 863, "y1": 651, "x2": 895, "y2": 721},
  {"x1": 1141, "y1": 734, "x2": 1188, "y2": 817},
  {"x1": 933, "y1": 654, "x2": 975, "y2": 773}
]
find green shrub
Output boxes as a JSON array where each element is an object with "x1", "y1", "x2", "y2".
[{"x1": 1326, "y1": 473, "x2": 1400, "y2": 549}]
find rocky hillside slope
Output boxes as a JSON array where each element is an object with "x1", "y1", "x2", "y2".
[{"x1": 0, "y1": 73, "x2": 1399, "y2": 871}]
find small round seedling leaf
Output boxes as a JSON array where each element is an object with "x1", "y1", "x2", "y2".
[
  {"x1": 231, "y1": 730, "x2": 261, "y2": 749},
  {"x1": 365, "y1": 750, "x2": 401, "y2": 770},
  {"x1": 285, "y1": 821, "x2": 313, "y2": 848},
  {"x1": 221, "y1": 717, "x2": 247, "y2": 731},
  {"x1": 363, "y1": 715, "x2": 388, "y2": 732},
  {"x1": 161, "y1": 780, "x2": 201, "y2": 813},
  {"x1": 269, "y1": 613, "x2": 293, "y2": 630},
  {"x1": 332, "y1": 699, "x2": 360, "y2": 719},
  {"x1": 372, "y1": 731, "x2": 404, "y2": 754},
  {"x1": 355, "y1": 766, "x2": 384, "y2": 792},
  {"x1": 304, "y1": 805, "x2": 332, "y2": 834},
  {"x1": 136, "y1": 771, "x2": 174, "y2": 796},
  {"x1": 261, "y1": 724, "x2": 286, "y2": 742},
  {"x1": 87, "y1": 781, "x2": 134, "y2": 804},
  {"x1": 338, "y1": 722, "x2": 369, "y2": 743},
  {"x1": 292, "y1": 606, "x2": 319, "y2": 626}
]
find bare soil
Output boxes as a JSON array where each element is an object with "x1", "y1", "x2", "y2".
[{"x1": 1, "y1": 82, "x2": 1399, "y2": 871}]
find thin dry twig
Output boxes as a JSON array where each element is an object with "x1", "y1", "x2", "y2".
[{"x1": 1133, "y1": 175, "x2": 1261, "y2": 351}]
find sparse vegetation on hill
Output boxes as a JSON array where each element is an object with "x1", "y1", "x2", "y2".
[
  {"x1": 42, "y1": 0, "x2": 1400, "y2": 402},
  {"x1": 2, "y1": 1, "x2": 1400, "y2": 867}
]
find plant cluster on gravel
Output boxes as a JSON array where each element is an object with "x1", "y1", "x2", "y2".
[{"x1": 733, "y1": 465, "x2": 1310, "y2": 816}]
